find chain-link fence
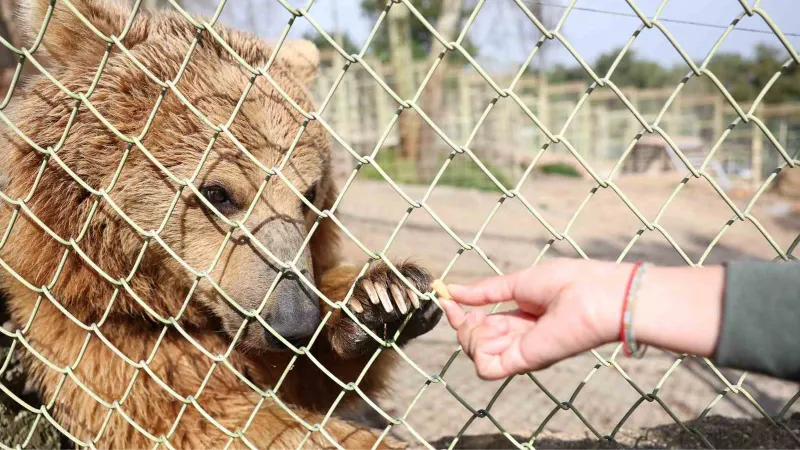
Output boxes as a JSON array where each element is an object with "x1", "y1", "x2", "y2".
[
  {"x1": 0, "y1": 0, "x2": 799, "y2": 449},
  {"x1": 315, "y1": 59, "x2": 800, "y2": 189}
]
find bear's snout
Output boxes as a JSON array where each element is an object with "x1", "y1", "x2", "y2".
[{"x1": 263, "y1": 275, "x2": 321, "y2": 351}]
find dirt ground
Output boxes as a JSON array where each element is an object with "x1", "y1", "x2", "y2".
[
  {"x1": 331, "y1": 173, "x2": 800, "y2": 448},
  {"x1": 1, "y1": 173, "x2": 799, "y2": 448}
]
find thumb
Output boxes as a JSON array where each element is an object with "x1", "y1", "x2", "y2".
[{"x1": 440, "y1": 298, "x2": 467, "y2": 328}]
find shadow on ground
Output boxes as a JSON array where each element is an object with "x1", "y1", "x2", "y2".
[{"x1": 428, "y1": 414, "x2": 800, "y2": 449}]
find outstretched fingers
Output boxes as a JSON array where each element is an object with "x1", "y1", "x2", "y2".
[
  {"x1": 445, "y1": 262, "x2": 576, "y2": 316},
  {"x1": 446, "y1": 271, "x2": 522, "y2": 306}
]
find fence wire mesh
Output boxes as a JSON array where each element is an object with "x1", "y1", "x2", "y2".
[{"x1": 0, "y1": 0, "x2": 799, "y2": 449}]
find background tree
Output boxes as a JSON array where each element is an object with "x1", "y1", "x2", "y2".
[
  {"x1": 542, "y1": 44, "x2": 799, "y2": 104},
  {"x1": 359, "y1": 0, "x2": 478, "y2": 62},
  {"x1": 0, "y1": 0, "x2": 22, "y2": 98},
  {"x1": 356, "y1": 1, "x2": 480, "y2": 162},
  {"x1": 706, "y1": 44, "x2": 800, "y2": 104},
  {"x1": 359, "y1": 0, "x2": 551, "y2": 173},
  {"x1": 0, "y1": 0, "x2": 16, "y2": 69},
  {"x1": 304, "y1": 32, "x2": 361, "y2": 56},
  {"x1": 594, "y1": 48, "x2": 675, "y2": 89},
  {"x1": 415, "y1": 0, "x2": 463, "y2": 177}
]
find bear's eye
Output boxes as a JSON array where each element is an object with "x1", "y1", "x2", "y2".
[
  {"x1": 200, "y1": 184, "x2": 234, "y2": 211},
  {"x1": 302, "y1": 184, "x2": 317, "y2": 209}
]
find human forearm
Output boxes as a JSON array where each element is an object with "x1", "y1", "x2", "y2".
[
  {"x1": 631, "y1": 265, "x2": 724, "y2": 357},
  {"x1": 592, "y1": 263, "x2": 724, "y2": 357},
  {"x1": 442, "y1": 257, "x2": 799, "y2": 381}
]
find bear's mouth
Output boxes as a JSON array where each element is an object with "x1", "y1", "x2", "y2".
[{"x1": 263, "y1": 331, "x2": 313, "y2": 353}]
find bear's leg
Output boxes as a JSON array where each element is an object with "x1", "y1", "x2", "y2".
[
  {"x1": 12, "y1": 301, "x2": 406, "y2": 449},
  {"x1": 272, "y1": 262, "x2": 441, "y2": 411},
  {"x1": 319, "y1": 261, "x2": 442, "y2": 361}
]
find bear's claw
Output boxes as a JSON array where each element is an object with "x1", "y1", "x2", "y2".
[
  {"x1": 358, "y1": 279, "x2": 417, "y2": 314},
  {"x1": 342, "y1": 262, "x2": 442, "y2": 356}
]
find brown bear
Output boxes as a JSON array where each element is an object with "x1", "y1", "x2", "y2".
[{"x1": 0, "y1": 0, "x2": 441, "y2": 448}]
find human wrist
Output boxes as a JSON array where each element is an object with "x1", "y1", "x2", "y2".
[
  {"x1": 632, "y1": 265, "x2": 724, "y2": 357},
  {"x1": 584, "y1": 262, "x2": 724, "y2": 357},
  {"x1": 584, "y1": 261, "x2": 637, "y2": 346}
]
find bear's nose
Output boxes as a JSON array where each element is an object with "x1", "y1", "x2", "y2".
[
  {"x1": 268, "y1": 319, "x2": 317, "y2": 348},
  {"x1": 263, "y1": 276, "x2": 320, "y2": 350}
]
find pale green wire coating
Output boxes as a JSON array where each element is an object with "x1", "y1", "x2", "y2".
[{"x1": 0, "y1": 0, "x2": 798, "y2": 449}]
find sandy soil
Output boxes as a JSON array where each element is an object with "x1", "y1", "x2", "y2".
[
  {"x1": 332, "y1": 174, "x2": 800, "y2": 447},
  {"x1": 1, "y1": 173, "x2": 799, "y2": 448}
]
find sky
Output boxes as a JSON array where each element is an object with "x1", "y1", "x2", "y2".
[{"x1": 188, "y1": 0, "x2": 800, "y2": 73}]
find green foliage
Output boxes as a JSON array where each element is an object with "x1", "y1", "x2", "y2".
[
  {"x1": 537, "y1": 162, "x2": 581, "y2": 178},
  {"x1": 358, "y1": 149, "x2": 514, "y2": 192},
  {"x1": 547, "y1": 63, "x2": 586, "y2": 84},
  {"x1": 359, "y1": 150, "x2": 421, "y2": 185},
  {"x1": 543, "y1": 45, "x2": 800, "y2": 103},
  {"x1": 594, "y1": 49, "x2": 676, "y2": 89},
  {"x1": 358, "y1": 0, "x2": 479, "y2": 62},
  {"x1": 303, "y1": 32, "x2": 361, "y2": 56},
  {"x1": 437, "y1": 158, "x2": 515, "y2": 191},
  {"x1": 545, "y1": 48, "x2": 679, "y2": 87},
  {"x1": 706, "y1": 45, "x2": 800, "y2": 104}
]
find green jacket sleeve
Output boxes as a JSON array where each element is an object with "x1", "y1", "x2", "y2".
[{"x1": 714, "y1": 260, "x2": 800, "y2": 381}]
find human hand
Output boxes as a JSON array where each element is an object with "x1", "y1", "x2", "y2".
[{"x1": 440, "y1": 258, "x2": 634, "y2": 380}]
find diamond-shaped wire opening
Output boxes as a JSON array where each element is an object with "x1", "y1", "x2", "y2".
[
  {"x1": 0, "y1": 0, "x2": 446, "y2": 447},
  {"x1": 1, "y1": 0, "x2": 800, "y2": 448}
]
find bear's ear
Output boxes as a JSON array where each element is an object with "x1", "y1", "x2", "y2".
[
  {"x1": 276, "y1": 40, "x2": 320, "y2": 87},
  {"x1": 19, "y1": 0, "x2": 130, "y2": 67}
]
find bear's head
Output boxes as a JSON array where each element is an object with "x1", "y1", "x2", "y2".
[{"x1": 0, "y1": 0, "x2": 339, "y2": 352}]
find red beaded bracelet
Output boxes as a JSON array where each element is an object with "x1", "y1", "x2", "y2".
[{"x1": 619, "y1": 261, "x2": 649, "y2": 358}]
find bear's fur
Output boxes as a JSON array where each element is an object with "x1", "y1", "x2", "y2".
[{"x1": 0, "y1": 0, "x2": 441, "y2": 448}]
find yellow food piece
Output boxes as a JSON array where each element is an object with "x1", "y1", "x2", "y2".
[{"x1": 432, "y1": 279, "x2": 451, "y2": 300}]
